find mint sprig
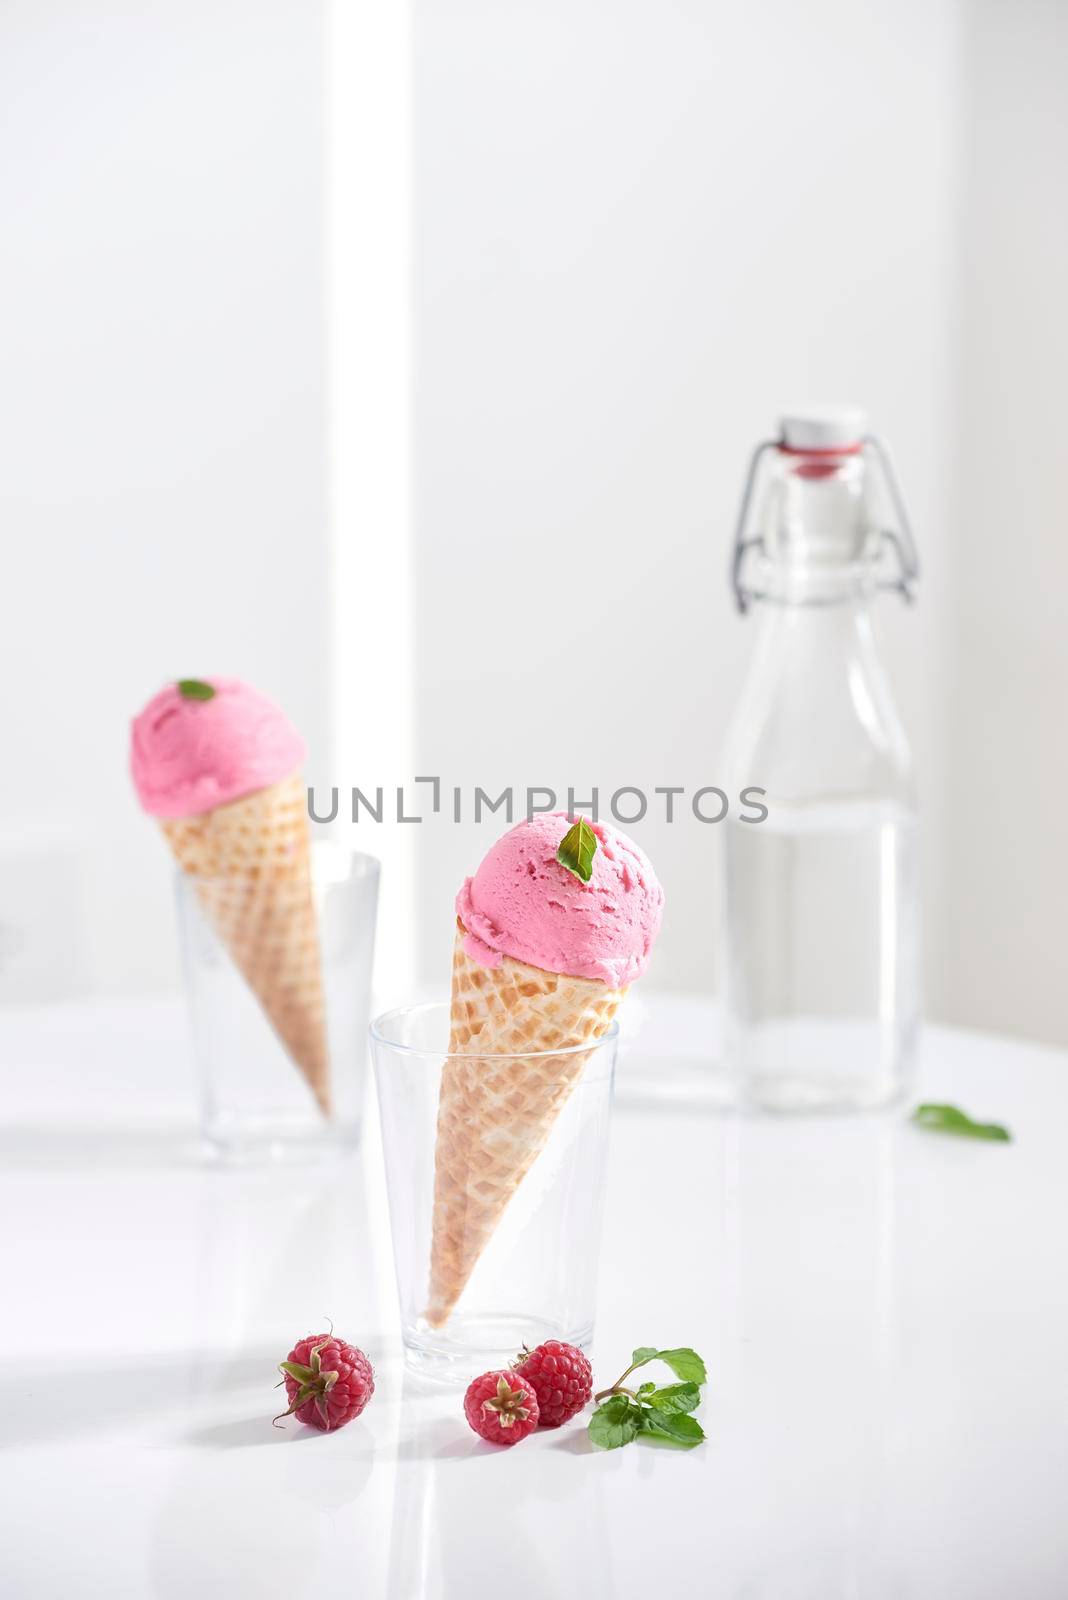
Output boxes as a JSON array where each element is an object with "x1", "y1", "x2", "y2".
[
  {"x1": 177, "y1": 678, "x2": 216, "y2": 701},
  {"x1": 588, "y1": 1346, "x2": 708, "y2": 1451},
  {"x1": 912, "y1": 1103, "x2": 1011, "y2": 1142},
  {"x1": 587, "y1": 1393, "x2": 642, "y2": 1450},
  {"x1": 556, "y1": 817, "x2": 598, "y2": 883}
]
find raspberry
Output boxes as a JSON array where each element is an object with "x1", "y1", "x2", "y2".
[
  {"x1": 275, "y1": 1333, "x2": 374, "y2": 1431},
  {"x1": 514, "y1": 1339, "x2": 592, "y2": 1428},
  {"x1": 463, "y1": 1370, "x2": 539, "y2": 1445}
]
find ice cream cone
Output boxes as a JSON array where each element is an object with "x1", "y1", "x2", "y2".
[
  {"x1": 425, "y1": 922, "x2": 625, "y2": 1327},
  {"x1": 161, "y1": 771, "x2": 331, "y2": 1116}
]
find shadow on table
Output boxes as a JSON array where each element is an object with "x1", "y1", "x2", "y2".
[
  {"x1": 0, "y1": 1123, "x2": 206, "y2": 1171},
  {"x1": 385, "y1": 1371, "x2": 613, "y2": 1600},
  {"x1": 148, "y1": 1374, "x2": 377, "y2": 1597},
  {"x1": 0, "y1": 1348, "x2": 279, "y2": 1448}
]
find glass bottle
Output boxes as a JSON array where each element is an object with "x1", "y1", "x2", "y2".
[{"x1": 720, "y1": 408, "x2": 920, "y2": 1111}]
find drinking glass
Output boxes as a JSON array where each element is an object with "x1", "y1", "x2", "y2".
[
  {"x1": 177, "y1": 842, "x2": 379, "y2": 1159},
  {"x1": 370, "y1": 1001, "x2": 617, "y2": 1381}
]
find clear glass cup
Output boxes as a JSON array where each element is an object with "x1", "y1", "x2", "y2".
[
  {"x1": 370, "y1": 1001, "x2": 617, "y2": 1382},
  {"x1": 177, "y1": 841, "x2": 379, "y2": 1160}
]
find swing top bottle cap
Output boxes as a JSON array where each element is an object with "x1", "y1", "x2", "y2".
[{"x1": 779, "y1": 407, "x2": 866, "y2": 453}]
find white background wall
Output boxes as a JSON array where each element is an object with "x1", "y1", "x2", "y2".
[
  {"x1": 411, "y1": 0, "x2": 961, "y2": 1005},
  {"x1": 944, "y1": 0, "x2": 1068, "y2": 1045},
  {"x1": 0, "y1": 0, "x2": 330, "y2": 997},
  {"x1": 0, "y1": 0, "x2": 1064, "y2": 1046}
]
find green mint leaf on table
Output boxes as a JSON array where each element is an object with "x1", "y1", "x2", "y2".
[
  {"x1": 588, "y1": 1395, "x2": 644, "y2": 1450},
  {"x1": 557, "y1": 818, "x2": 598, "y2": 883},
  {"x1": 912, "y1": 1103, "x2": 1011, "y2": 1142},
  {"x1": 177, "y1": 678, "x2": 215, "y2": 701},
  {"x1": 589, "y1": 1345, "x2": 709, "y2": 1453},
  {"x1": 654, "y1": 1349, "x2": 708, "y2": 1384},
  {"x1": 645, "y1": 1382, "x2": 701, "y2": 1416},
  {"x1": 641, "y1": 1411, "x2": 705, "y2": 1449}
]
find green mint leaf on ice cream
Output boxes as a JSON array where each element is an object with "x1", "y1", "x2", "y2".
[
  {"x1": 912, "y1": 1103, "x2": 1011, "y2": 1142},
  {"x1": 556, "y1": 818, "x2": 598, "y2": 883},
  {"x1": 177, "y1": 679, "x2": 216, "y2": 701}
]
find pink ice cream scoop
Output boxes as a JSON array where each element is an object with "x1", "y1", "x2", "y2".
[
  {"x1": 456, "y1": 811, "x2": 664, "y2": 987},
  {"x1": 130, "y1": 678, "x2": 306, "y2": 818}
]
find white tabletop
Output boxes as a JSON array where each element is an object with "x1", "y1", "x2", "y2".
[{"x1": 2, "y1": 996, "x2": 1066, "y2": 1599}]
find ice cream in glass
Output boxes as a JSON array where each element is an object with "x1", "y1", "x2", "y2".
[
  {"x1": 130, "y1": 677, "x2": 330, "y2": 1114},
  {"x1": 427, "y1": 811, "x2": 664, "y2": 1326}
]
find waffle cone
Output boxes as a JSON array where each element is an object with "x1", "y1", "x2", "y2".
[
  {"x1": 425, "y1": 923, "x2": 624, "y2": 1327},
  {"x1": 161, "y1": 772, "x2": 331, "y2": 1115}
]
